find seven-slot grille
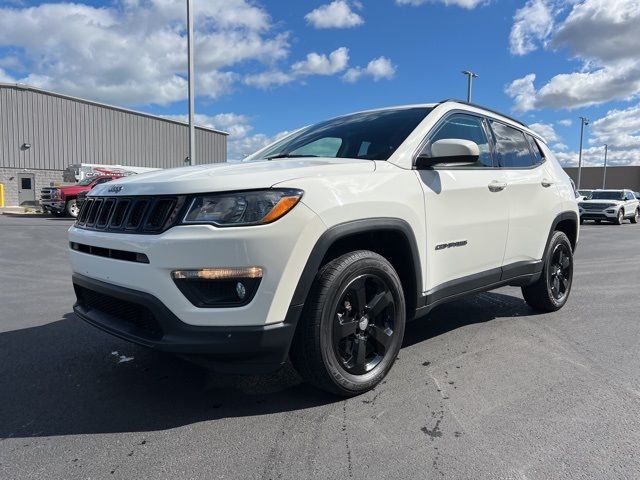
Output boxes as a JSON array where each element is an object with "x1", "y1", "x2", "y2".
[{"x1": 76, "y1": 196, "x2": 183, "y2": 233}]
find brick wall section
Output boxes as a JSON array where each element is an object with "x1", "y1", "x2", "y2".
[{"x1": 0, "y1": 167, "x2": 64, "y2": 207}]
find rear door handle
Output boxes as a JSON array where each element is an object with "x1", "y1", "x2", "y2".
[
  {"x1": 541, "y1": 178, "x2": 554, "y2": 188},
  {"x1": 488, "y1": 181, "x2": 507, "y2": 192}
]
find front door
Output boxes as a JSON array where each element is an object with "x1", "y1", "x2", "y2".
[
  {"x1": 18, "y1": 173, "x2": 36, "y2": 206},
  {"x1": 416, "y1": 112, "x2": 509, "y2": 292}
]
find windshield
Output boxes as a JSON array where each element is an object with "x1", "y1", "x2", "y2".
[
  {"x1": 246, "y1": 107, "x2": 432, "y2": 161},
  {"x1": 77, "y1": 177, "x2": 97, "y2": 186},
  {"x1": 589, "y1": 191, "x2": 624, "y2": 200}
]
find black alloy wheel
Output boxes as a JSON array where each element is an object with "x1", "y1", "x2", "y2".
[
  {"x1": 332, "y1": 274, "x2": 396, "y2": 375},
  {"x1": 548, "y1": 243, "x2": 572, "y2": 303}
]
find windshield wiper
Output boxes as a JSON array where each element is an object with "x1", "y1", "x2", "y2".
[{"x1": 266, "y1": 154, "x2": 319, "y2": 160}]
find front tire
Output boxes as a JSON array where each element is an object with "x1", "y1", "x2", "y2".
[
  {"x1": 66, "y1": 199, "x2": 79, "y2": 218},
  {"x1": 615, "y1": 209, "x2": 624, "y2": 225},
  {"x1": 290, "y1": 250, "x2": 406, "y2": 397},
  {"x1": 522, "y1": 231, "x2": 574, "y2": 312},
  {"x1": 631, "y1": 209, "x2": 639, "y2": 224}
]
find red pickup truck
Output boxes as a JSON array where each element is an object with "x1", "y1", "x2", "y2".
[{"x1": 40, "y1": 175, "x2": 121, "y2": 217}]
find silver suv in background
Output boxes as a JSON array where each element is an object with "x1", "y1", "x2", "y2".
[{"x1": 579, "y1": 189, "x2": 639, "y2": 225}]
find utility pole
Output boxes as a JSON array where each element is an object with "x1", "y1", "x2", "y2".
[
  {"x1": 602, "y1": 144, "x2": 608, "y2": 189},
  {"x1": 187, "y1": 0, "x2": 196, "y2": 166},
  {"x1": 577, "y1": 116, "x2": 589, "y2": 190},
  {"x1": 461, "y1": 70, "x2": 478, "y2": 103}
]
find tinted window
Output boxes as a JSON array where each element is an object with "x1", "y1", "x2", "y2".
[
  {"x1": 246, "y1": 107, "x2": 432, "y2": 161},
  {"x1": 491, "y1": 121, "x2": 534, "y2": 168},
  {"x1": 424, "y1": 114, "x2": 492, "y2": 167},
  {"x1": 590, "y1": 191, "x2": 624, "y2": 200},
  {"x1": 525, "y1": 134, "x2": 544, "y2": 165}
]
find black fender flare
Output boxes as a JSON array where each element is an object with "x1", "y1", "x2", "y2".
[
  {"x1": 283, "y1": 217, "x2": 423, "y2": 329},
  {"x1": 544, "y1": 210, "x2": 579, "y2": 259}
]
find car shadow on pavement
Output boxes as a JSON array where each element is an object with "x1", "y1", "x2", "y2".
[{"x1": 0, "y1": 291, "x2": 538, "y2": 439}]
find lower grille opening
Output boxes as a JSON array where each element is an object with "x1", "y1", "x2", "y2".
[{"x1": 75, "y1": 285, "x2": 163, "y2": 339}]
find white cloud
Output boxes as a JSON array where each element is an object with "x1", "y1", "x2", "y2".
[
  {"x1": 505, "y1": 73, "x2": 537, "y2": 113},
  {"x1": 305, "y1": 1, "x2": 364, "y2": 29},
  {"x1": 343, "y1": 56, "x2": 396, "y2": 83},
  {"x1": 509, "y1": 0, "x2": 555, "y2": 56},
  {"x1": 161, "y1": 112, "x2": 289, "y2": 160},
  {"x1": 551, "y1": 0, "x2": 640, "y2": 64},
  {"x1": 292, "y1": 47, "x2": 350, "y2": 76},
  {"x1": 529, "y1": 122, "x2": 559, "y2": 143},
  {"x1": 507, "y1": 62, "x2": 640, "y2": 112},
  {"x1": 553, "y1": 142, "x2": 568, "y2": 150},
  {"x1": 506, "y1": 0, "x2": 640, "y2": 112},
  {"x1": 558, "y1": 119, "x2": 572, "y2": 127},
  {"x1": 395, "y1": 0, "x2": 488, "y2": 8},
  {"x1": 552, "y1": 103, "x2": 640, "y2": 167},
  {"x1": 0, "y1": 1, "x2": 289, "y2": 105},
  {"x1": 245, "y1": 48, "x2": 394, "y2": 89},
  {"x1": 243, "y1": 70, "x2": 295, "y2": 89},
  {"x1": 0, "y1": 67, "x2": 16, "y2": 83}
]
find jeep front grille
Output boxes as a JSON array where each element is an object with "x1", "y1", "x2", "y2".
[{"x1": 75, "y1": 196, "x2": 185, "y2": 234}]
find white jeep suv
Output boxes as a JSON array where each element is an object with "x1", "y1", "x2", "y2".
[
  {"x1": 578, "y1": 189, "x2": 639, "y2": 224},
  {"x1": 69, "y1": 100, "x2": 579, "y2": 396}
]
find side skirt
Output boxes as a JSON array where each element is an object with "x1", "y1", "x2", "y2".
[{"x1": 413, "y1": 260, "x2": 543, "y2": 319}]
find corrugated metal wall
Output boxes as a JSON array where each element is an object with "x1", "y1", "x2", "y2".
[{"x1": 0, "y1": 84, "x2": 226, "y2": 170}]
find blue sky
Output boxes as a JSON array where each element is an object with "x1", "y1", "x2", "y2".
[{"x1": 1, "y1": 0, "x2": 639, "y2": 165}]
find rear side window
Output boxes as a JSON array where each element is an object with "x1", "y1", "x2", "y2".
[
  {"x1": 525, "y1": 134, "x2": 544, "y2": 165},
  {"x1": 490, "y1": 121, "x2": 534, "y2": 168}
]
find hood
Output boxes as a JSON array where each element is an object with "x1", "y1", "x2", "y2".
[
  {"x1": 89, "y1": 158, "x2": 375, "y2": 196},
  {"x1": 580, "y1": 199, "x2": 623, "y2": 205},
  {"x1": 59, "y1": 184, "x2": 91, "y2": 194}
]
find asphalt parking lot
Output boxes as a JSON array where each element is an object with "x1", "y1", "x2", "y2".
[{"x1": 1, "y1": 215, "x2": 639, "y2": 480}]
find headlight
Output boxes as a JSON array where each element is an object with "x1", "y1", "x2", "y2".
[{"x1": 182, "y1": 189, "x2": 303, "y2": 226}]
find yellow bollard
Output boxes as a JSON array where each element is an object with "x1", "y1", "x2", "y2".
[{"x1": 0, "y1": 183, "x2": 4, "y2": 208}]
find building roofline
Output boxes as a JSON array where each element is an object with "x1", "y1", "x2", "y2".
[{"x1": 0, "y1": 82, "x2": 229, "y2": 136}]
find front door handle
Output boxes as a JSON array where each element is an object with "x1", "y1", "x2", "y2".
[
  {"x1": 488, "y1": 181, "x2": 507, "y2": 192},
  {"x1": 541, "y1": 178, "x2": 554, "y2": 188}
]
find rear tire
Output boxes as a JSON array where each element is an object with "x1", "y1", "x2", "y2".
[
  {"x1": 290, "y1": 250, "x2": 405, "y2": 397},
  {"x1": 631, "y1": 209, "x2": 639, "y2": 224},
  {"x1": 522, "y1": 231, "x2": 573, "y2": 312}
]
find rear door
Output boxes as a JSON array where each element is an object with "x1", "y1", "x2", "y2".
[
  {"x1": 416, "y1": 112, "x2": 510, "y2": 290},
  {"x1": 490, "y1": 121, "x2": 560, "y2": 270}
]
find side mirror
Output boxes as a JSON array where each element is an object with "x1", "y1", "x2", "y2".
[{"x1": 415, "y1": 138, "x2": 480, "y2": 169}]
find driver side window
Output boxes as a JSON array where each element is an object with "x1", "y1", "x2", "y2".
[{"x1": 422, "y1": 113, "x2": 493, "y2": 167}]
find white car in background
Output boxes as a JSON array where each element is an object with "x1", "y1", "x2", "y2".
[{"x1": 578, "y1": 189, "x2": 639, "y2": 225}]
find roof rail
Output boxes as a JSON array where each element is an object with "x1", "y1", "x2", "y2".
[{"x1": 438, "y1": 98, "x2": 528, "y2": 128}]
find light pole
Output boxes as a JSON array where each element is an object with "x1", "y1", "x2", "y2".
[
  {"x1": 577, "y1": 116, "x2": 589, "y2": 190},
  {"x1": 186, "y1": 0, "x2": 195, "y2": 166},
  {"x1": 462, "y1": 70, "x2": 478, "y2": 103},
  {"x1": 602, "y1": 144, "x2": 608, "y2": 189}
]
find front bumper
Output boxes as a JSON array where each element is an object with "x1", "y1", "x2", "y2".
[
  {"x1": 68, "y1": 201, "x2": 325, "y2": 327},
  {"x1": 73, "y1": 273, "x2": 301, "y2": 373},
  {"x1": 41, "y1": 200, "x2": 65, "y2": 212},
  {"x1": 579, "y1": 207, "x2": 619, "y2": 221}
]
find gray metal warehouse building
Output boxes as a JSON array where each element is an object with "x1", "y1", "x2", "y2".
[{"x1": 0, "y1": 83, "x2": 227, "y2": 207}]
